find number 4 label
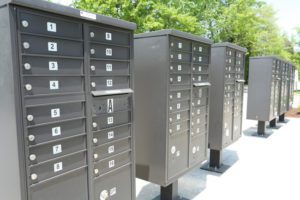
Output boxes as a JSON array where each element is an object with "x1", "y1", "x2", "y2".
[{"x1": 50, "y1": 80, "x2": 59, "y2": 90}]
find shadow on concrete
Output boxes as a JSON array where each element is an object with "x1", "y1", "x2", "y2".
[
  {"x1": 242, "y1": 126, "x2": 274, "y2": 138},
  {"x1": 137, "y1": 150, "x2": 239, "y2": 200}
]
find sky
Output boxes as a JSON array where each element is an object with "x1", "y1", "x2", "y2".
[{"x1": 52, "y1": 0, "x2": 300, "y2": 37}]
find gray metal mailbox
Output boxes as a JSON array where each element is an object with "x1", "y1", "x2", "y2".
[
  {"x1": 0, "y1": 0, "x2": 136, "y2": 200},
  {"x1": 134, "y1": 29, "x2": 212, "y2": 200},
  {"x1": 201, "y1": 43, "x2": 247, "y2": 173},
  {"x1": 247, "y1": 56, "x2": 295, "y2": 135}
]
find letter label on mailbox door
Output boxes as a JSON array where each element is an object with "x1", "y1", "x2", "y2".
[
  {"x1": 48, "y1": 42, "x2": 57, "y2": 52},
  {"x1": 52, "y1": 126, "x2": 61, "y2": 137},
  {"x1": 107, "y1": 99, "x2": 114, "y2": 113},
  {"x1": 47, "y1": 22, "x2": 57, "y2": 32},
  {"x1": 54, "y1": 162, "x2": 63, "y2": 172},
  {"x1": 49, "y1": 61, "x2": 58, "y2": 71},
  {"x1": 53, "y1": 144, "x2": 62, "y2": 155}
]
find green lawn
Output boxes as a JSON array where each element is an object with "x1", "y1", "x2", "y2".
[{"x1": 295, "y1": 90, "x2": 300, "y2": 95}]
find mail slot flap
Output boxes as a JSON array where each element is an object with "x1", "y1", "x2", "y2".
[
  {"x1": 94, "y1": 151, "x2": 131, "y2": 176},
  {"x1": 93, "y1": 137, "x2": 131, "y2": 161},
  {"x1": 92, "y1": 94, "x2": 132, "y2": 115},
  {"x1": 193, "y1": 43, "x2": 210, "y2": 55},
  {"x1": 169, "y1": 100, "x2": 190, "y2": 113},
  {"x1": 90, "y1": 76, "x2": 130, "y2": 91},
  {"x1": 168, "y1": 110, "x2": 189, "y2": 124},
  {"x1": 90, "y1": 60, "x2": 130, "y2": 76},
  {"x1": 21, "y1": 35, "x2": 83, "y2": 57},
  {"x1": 192, "y1": 87, "x2": 208, "y2": 99},
  {"x1": 169, "y1": 74, "x2": 191, "y2": 85},
  {"x1": 90, "y1": 44, "x2": 130, "y2": 60},
  {"x1": 29, "y1": 151, "x2": 87, "y2": 185},
  {"x1": 192, "y1": 54, "x2": 209, "y2": 64},
  {"x1": 29, "y1": 135, "x2": 86, "y2": 164},
  {"x1": 27, "y1": 118, "x2": 85, "y2": 145},
  {"x1": 189, "y1": 133, "x2": 206, "y2": 165},
  {"x1": 192, "y1": 64, "x2": 209, "y2": 74},
  {"x1": 92, "y1": 89, "x2": 133, "y2": 97},
  {"x1": 93, "y1": 125, "x2": 131, "y2": 147},
  {"x1": 168, "y1": 120, "x2": 189, "y2": 135},
  {"x1": 89, "y1": 26, "x2": 131, "y2": 46},
  {"x1": 170, "y1": 51, "x2": 192, "y2": 62},
  {"x1": 26, "y1": 102, "x2": 85, "y2": 126},
  {"x1": 92, "y1": 111, "x2": 131, "y2": 130},
  {"x1": 23, "y1": 76, "x2": 84, "y2": 96},
  {"x1": 169, "y1": 62, "x2": 191, "y2": 74},
  {"x1": 169, "y1": 36, "x2": 192, "y2": 52},
  {"x1": 192, "y1": 74, "x2": 209, "y2": 83},
  {"x1": 19, "y1": 11, "x2": 83, "y2": 39},
  {"x1": 169, "y1": 89, "x2": 190, "y2": 101},
  {"x1": 22, "y1": 56, "x2": 83, "y2": 75}
]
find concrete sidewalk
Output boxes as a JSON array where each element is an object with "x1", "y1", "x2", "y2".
[{"x1": 136, "y1": 91, "x2": 300, "y2": 200}]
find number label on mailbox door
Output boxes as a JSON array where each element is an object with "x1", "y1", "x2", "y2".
[
  {"x1": 106, "y1": 64, "x2": 113, "y2": 71},
  {"x1": 52, "y1": 126, "x2": 61, "y2": 137},
  {"x1": 48, "y1": 42, "x2": 57, "y2": 52},
  {"x1": 106, "y1": 48, "x2": 112, "y2": 56},
  {"x1": 53, "y1": 144, "x2": 62, "y2": 155},
  {"x1": 108, "y1": 131, "x2": 114, "y2": 139},
  {"x1": 107, "y1": 79, "x2": 113, "y2": 87},
  {"x1": 107, "y1": 99, "x2": 114, "y2": 113},
  {"x1": 47, "y1": 22, "x2": 57, "y2": 32},
  {"x1": 109, "y1": 160, "x2": 115, "y2": 168},
  {"x1": 108, "y1": 145, "x2": 114, "y2": 154},
  {"x1": 54, "y1": 162, "x2": 63, "y2": 172},
  {"x1": 107, "y1": 117, "x2": 114, "y2": 125},
  {"x1": 51, "y1": 108, "x2": 60, "y2": 118},
  {"x1": 50, "y1": 80, "x2": 59, "y2": 90}
]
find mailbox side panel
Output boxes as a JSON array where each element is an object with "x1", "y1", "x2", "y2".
[{"x1": 134, "y1": 36, "x2": 168, "y2": 185}]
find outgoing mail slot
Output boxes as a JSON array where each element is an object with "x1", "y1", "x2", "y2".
[
  {"x1": 168, "y1": 110, "x2": 189, "y2": 124},
  {"x1": 189, "y1": 133, "x2": 206, "y2": 166},
  {"x1": 192, "y1": 74, "x2": 209, "y2": 83},
  {"x1": 92, "y1": 94, "x2": 131, "y2": 115},
  {"x1": 93, "y1": 137, "x2": 131, "y2": 161},
  {"x1": 28, "y1": 135, "x2": 86, "y2": 164},
  {"x1": 169, "y1": 100, "x2": 190, "y2": 113},
  {"x1": 26, "y1": 102, "x2": 85, "y2": 126},
  {"x1": 92, "y1": 111, "x2": 131, "y2": 130},
  {"x1": 170, "y1": 51, "x2": 191, "y2": 62},
  {"x1": 90, "y1": 44, "x2": 130, "y2": 60},
  {"x1": 169, "y1": 37, "x2": 192, "y2": 52},
  {"x1": 21, "y1": 34, "x2": 83, "y2": 57},
  {"x1": 19, "y1": 11, "x2": 83, "y2": 39},
  {"x1": 169, "y1": 74, "x2": 191, "y2": 85},
  {"x1": 169, "y1": 90, "x2": 190, "y2": 101},
  {"x1": 94, "y1": 151, "x2": 131, "y2": 175},
  {"x1": 29, "y1": 151, "x2": 86, "y2": 185},
  {"x1": 192, "y1": 87, "x2": 208, "y2": 99},
  {"x1": 90, "y1": 60, "x2": 129, "y2": 76},
  {"x1": 192, "y1": 64, "x2": 209, "y2": 74},
  {"x1": 93, "y1": 124, "x2": 131, "y2": 146},
  {"x1": 89, "y1": 26, "x2": 130, "y2": 46},
  {"x1": 90, "y1": 76, "x2": 130, "y2": 91},
  {"x1": 168, "y1": 120, "x2": 189, "y2": 134},
  {"x1": 192, "y1": 54, "x2": 209, "y2": 64},
  {"x1": 193, "y1": 43, "x2": 209, "y2": 55},
  {"x1": 27, "y1": 118, "x2": 85, "y2": 145},
  {"x1": 169, "y1": 63, "x2": 191, "y2": 74}
]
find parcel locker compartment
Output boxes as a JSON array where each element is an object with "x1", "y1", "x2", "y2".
[
  {"x1": 168, "y1": 120, "x2": 189, "y2": 135},
  {"x1": 193, "y1": 43, "x2": 210, "y2": 55},
  {"x1": 192, "y1": 54, "x2": 209, "y2": 64},
  {"x1": 94, "y1": 151, "x2": 131, "y2": 175},
  {"x1": 169, "y1": 36, "x2": 192, "y2": 52},
  {"x1": 19, "y1": 10, "x2": 83, "y2": 39},
  {"x1": 92, "y1": 111, "x2": 131, "y2": 130},
  {"x1": 232, "y1": 116, "x2": 242, "y2": 141},
  {"x1": 189, "y1": 133, "x2": 207, "y2": 165},
  {"x1": 90, "y1": 60, "x2": 129, "y2": 76},
  {"x1": 21, "y1": 34, "x2": 83, "y2": 57},
  {"x1": 169, "y1": 74, "x2": 191, "y2": 85},
  {"x1": 29, "y1": 151, "x2": 87, "y2": 185},
  {"x1": 169, "y1": 100, "x2": 190, "y2": 113},
  {"x1": 90, "y1": 76, "x2": 130, "y2": 91},
  {"x1": 93, "y1": 137, "x2": 131, "y2": 161},
  {"x1": 191, "y1": 123, "x2": 207, "y2": 136},
  {"x1": 27, "y1": 118, "x2": 85, "y2": 145},
  {"x1": 90, "y1": 44, "x2": 130, "y2": 60},
  {"x1": 170, "y1": 51, "x2": 192, "y2": 62},
  {"x1": 192, "y1": 96, "x2": 208, "y2": 107},
  {"x1": 191, "y1": 106, "x2": 208, "y2": 117},
  {"x1": 28, "y1": 135, "x2": 86, "y2": 164},
  {"x1": 93, "y1": 124, "x2": 131, "y2": 146},
  {"x1": 169, "y1": 89, "x2": 190, "y2": 101},
  {"x1": 30, "y1": 168, "x2": 88, "y2": 200},
  {"x1": 22, "y1": 56, "x2": 83, "y2": 75},
  {"x1": 192, "y1": 74, "x2": 209, "y2": 83},
  {"x1": 192, "y1": 87, "x2": 208, "y2": 99},
  {"x1": 168, "y1": 110, "x2": 189, "y2": 124},
  {"x1": 168, "y1": 132, "x2": 189, "y2": 179},
  {"x1": 92, "y1": 94, "x2": 131, "y2": 115},
  {"x1": 89, "y1": 26, "x2": 130, "y2": 45},
  {"x1": 192, "y1": 64, "x2": 209, "y2": 74},
  {"x1": 23, "y1": 76, "x2": 84, "y2": 96},
  {"x1": 26, "y1": 102, "x2": 85, "y2": 126},
  {"x1": 169, "y1": 62, "x2": 191, "y2": 74},
  {"x1": 191, "y1": 113, "x2": 207, "y2": 127},
  {"x1": 94, "y1": 165, "x2": 133, "y2": 200}
]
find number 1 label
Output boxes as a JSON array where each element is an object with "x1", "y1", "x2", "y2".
[{"x1": 47, "y1": 22, "x2": 57, "y2": 32}]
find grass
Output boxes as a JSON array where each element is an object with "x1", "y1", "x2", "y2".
[{"x1": 294, "y1": 90, "x2": 300, "y2": 95}]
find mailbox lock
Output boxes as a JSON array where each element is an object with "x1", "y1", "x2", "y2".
[
  {"x1": 92, "y1": 122, "x2": 98, "y2": 128},
  {"x1": 90, "y1": 49, "x2": 95, "y2": 55},
  {"x1": 90, "y1": 32, "x2": 95, "y2": 38},
  {"x1": 25, "y1": 84, "x2": 32, "y2": 91},
  {"x1": 21, "y1": 20, "x2": 29, "y2": 28},
  {"x1": 23, "y1": 42, "x2": 30, "y2": 49},
  {"x1": 29, "y1": 154, "x2": 36, "y2": 161},
  {"x1": 94, "y1": 168, "x2": 99, "y2": 175},
  {"x1": 100, "y1": 190, "x2": 109, "y2": 200},
  {"x1": 24, "y1": 63, "x2": 31, "y2": 70},
  {"x1": 28, "y1": 135, "x2": 35, "y2": 142},
  {"x1": 93, "y1": 138, "x2": 98, "y2": 144},
  {"x1": 91, "y1": 82, "x2": 96, "y2": 88},
  {"x1": 93, "y1": 153, "x2": 99, "y2": 159},
  {"x1": 27, "y1": 115, "x2": 34, "y2": 122},
  {"x1": 31, "y1": 173, "x2": 38, "y2": 181},
  {"x1": 90, "y1": 65, "x2": 96, "y2": 71}
]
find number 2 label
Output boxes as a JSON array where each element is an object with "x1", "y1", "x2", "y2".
[{"x1": 48, "y1": 42, "x2": 57, "y2": 52}]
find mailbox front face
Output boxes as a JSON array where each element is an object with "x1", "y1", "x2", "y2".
[{"x1": 3, "y1": 3, "x2": 135, "y2": 200}]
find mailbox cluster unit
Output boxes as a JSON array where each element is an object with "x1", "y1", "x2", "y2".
[
  {"x1": 0, "y1": 0, "x2": 136, "y2": 200},
  {"x1": 134, "y1": 30, "x2": 212, "y2": 199},
  {"x1": 247, "y1": 56, "x2": 295, "y2": 135},
  {"x1": 202, "y1": 43, "x2": 246, "y2": 172}
]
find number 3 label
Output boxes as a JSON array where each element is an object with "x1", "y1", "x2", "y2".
[{"x1": 49, "y1": 61, "x2": 58, "y2": 71}]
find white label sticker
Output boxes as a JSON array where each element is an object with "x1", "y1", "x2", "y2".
[
  {"x1": 226, "y1": 129, "x2": 229, "y2": 136},
  {"x1": 196, "y1": 128, "x2": 200, "y2": 133},
  {"x1": 110, "y1": 187, "x2": 117, "y2": 196},
  {"x1": 197, "y1": 100, "x2": 201, "y2": 105},
  {"x1": 199, "y1": 46, "x2": 203, "y2": 52},
  {"x1": 178, "y1": 43, "x2": 182, "y2": 49},
  {"x1": 178, "y1": 65, "x2": 182, "y2": 71},
  {"x1": 199, "y1": 56, "x2": 202, "y2": 62},
  {"x1": 80, "y1": 11, "x2": 96, "y2": 20},
  {"x1": 47, "y1": 22, "x2": 57, "y2": 32},
  {"x1": 176, "y1": 124, "x2": 181, "y2": 131},
  {"x1": 52, "y1": 126, "x2": 61, "y2": 137},
  {"x1": 49, "y1": 80, "x2": 59, "y2": 90},
  {"x1": 48, "y1": 42, "x2": 57, "y2": 52},
  {"x1": 108, "y1": 145, "x2": 115, "y2": 154},
  {"x1": 177, "y1": 92, "x2": 181, "y2": 98},
  {"x1": 54, "y1": 162, "x2": 63, "y2": 172},
  {"x1": 176, "y1": 151, "x2": 180, "y2": 157},
  {"x1": 51, "y1": 108, "x2": 60, "y2": 118},
  {"x1": 109, "y1": 160, "x2": 115, "y2": 168},
  {"x1": 197, "y1": 109, "x2": 200, "y2": 115},
  {"x1": 108, "y1": 131, "x2": 114, "y2": 139},
  {"x1": 107, "y1": 117, "x2": 114, "y2": 125},
  {"x1": 106, "y1": 32, "x2": 112, "y2": 41},
  {"x1": 176, "y1": 114, "x2": 181, "y2": 120},
  {"x1": 49, "y1": 61, "x2": 58, "y2": 71},
  {"x1": 178, "y1": 54, "x2": 182, "y2": 60},
  {"x1": 106, "y1": 64, "x2": 113, "y2": 71},
  {"x1": 107, "y1": 99, "x2": 114, "y2": 113},
  {"x1": 177, "y1": 103, "x2": 181, "y2": 109},
  {"x1": 198, "y1": 76, "x2": 202, "y2": 81},
  {"x1": 106, "y1": 48, "x2": 112, "y2": 56},
  {"x1": 177, "y1": 76, "x2": 181, "y2": 82},
  {"x1": 197, "y1": 118, "x2": 200, "y2": 124},
  {"x1": 107, "y1": 79, "x2": 113, "y2": 87},
  {"x1": 53, "y1": 144, "x2": 62, "y2": 155},
  {"x1": 198, "y1": 66, "x2": 202, "y2": 72},
  {"x1": 229, "y1": 59, "x2": 232, "y2": 63}
]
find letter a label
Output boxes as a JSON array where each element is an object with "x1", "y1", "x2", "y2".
[{"x1": 107, "y1": 99, "x2": 114, "y2": 113}]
